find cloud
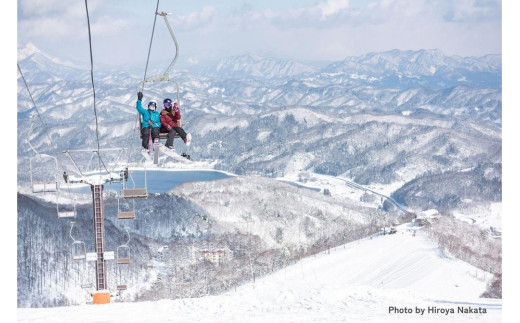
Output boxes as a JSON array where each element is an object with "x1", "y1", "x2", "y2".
[
  {"x1": 172, "y1": 6, "x2": 218, "y2": 32},
  {"x1": 17, "y1": 0, "x2": 502, "y2": 66},
  {"x1": 441, "y1": 0, "x2": 502, "y2": 23},
  {"x1": 318, "y1": 0, "x2": 350, "y2": 18},
  {"x1": 18, "y1": 0, "x2": 130, "y2": 40}
]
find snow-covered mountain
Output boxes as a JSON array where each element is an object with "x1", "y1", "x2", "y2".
[
  {"x1": 17, "y1": 43, "x2": 502, "y2": 309},
  {"x1": 17, "y1": 43, "x2": 502, "y2": 213},
  {"x1": 17, "y1": 176, "x2": 393, "y2": 307},
  {"x1": 17, "y1": 221, "x2": 502, "y2": 322},
  {"x1": 211, "y1": 53, "x2": 318, "y2": 79},
  {"x1": 322, "y1": 49, "x2": 501, "y2": 89}
]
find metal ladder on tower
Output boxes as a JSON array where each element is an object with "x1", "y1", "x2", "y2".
[{"x1": 92, "y1": 184, "x2": 107, "y2": 291}]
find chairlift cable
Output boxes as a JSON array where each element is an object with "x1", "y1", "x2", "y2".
[
  {"x1": 125, "y1": 0, "x2": 159, "y2": 170},
  {"x1": 17, "y1": 63, "x2": 57, "y2": 155},
  {"x1": 18, "y1": 62, "x2": 77, "y2": 208},
  {"x1": 141, "y1": 0, "x2": 161, "y2": 93},
  {"x1": 84, "y1": 0, "x2": 110, "y2": 175}
]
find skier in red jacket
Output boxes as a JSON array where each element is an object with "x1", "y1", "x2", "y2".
[{"x1": 159, "y1": 98, "x2": 191, "y2": 149}]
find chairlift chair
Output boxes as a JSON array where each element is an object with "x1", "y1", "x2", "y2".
[
  {"x1": 72, "y1": 240, "x2": 87, "y2": 260},
  {"x1": 30, "y1": 154, "x2": 59, "y2": 193},
  {"x1": 122, "y1": 168, "x2": 148, "y2": 198},
  {"x1": 117, "y1": 227, "x2": 131, "y2": 265},
  {"x1": 57, "y1": 188, "x2": 77, "y2": 218},
  {"x1": 58, "y1": 208, "x2": 76, "y2": 218},
  {"x1": 69, "y1": 222, "x2": 86, "y2": 260},
  {"x1": 139, "y1": 114, "x2": 179, "y2": 141},
  {"x1": 138, "y1": 10, "x2": 184, "y2": 151},
  {"x1": 117, "y1": 195, "x2": 136, "y2": 219},
  {"x1": 117, "y1": 245, "x2": 131, "y2": 264}
]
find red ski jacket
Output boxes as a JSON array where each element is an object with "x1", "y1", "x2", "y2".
[{"x1": 160, "y1": 108, "x2": 182, "y2": 129}]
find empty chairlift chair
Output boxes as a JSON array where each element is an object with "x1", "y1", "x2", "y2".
[
  {"x1": 117, "y1": 227, "x2": 131, "y2": 265},
  {"x1": 122, "y1": 168, "x2": 148, "y2": 199},
  {"x1": 69, "y1": 221, "x2": 86, "y2": 260},
  {"x1": 57, "y1": 188, "x2": 77, "y2": 218},
  {"x1": 58, "y1": 206, "x2": 76, "y2": 218},
  {"x1": 117, "y1": 195, "x2": 136, "y2": 220},
  {"x1": 72, "y1": 240, "x2": 87, "y2": 260},
  {"x1": 30, "y1": 154, "x2": 59, "y2": 193}
]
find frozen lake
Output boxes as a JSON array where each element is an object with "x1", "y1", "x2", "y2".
[{"x1": 71, "y1": 169, "x2": 232, "y2": 194}]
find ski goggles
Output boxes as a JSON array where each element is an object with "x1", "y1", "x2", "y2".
[{"x1": 164, "y1": 101, "x2": 172, "y2": 107}]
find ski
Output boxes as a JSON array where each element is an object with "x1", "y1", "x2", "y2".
[
  {"x1": 141, "y1": 150, "x2": 153, "y2": 163},
  {"x1": 158, "y1": 144, "x2": 191, "y2": 163}
]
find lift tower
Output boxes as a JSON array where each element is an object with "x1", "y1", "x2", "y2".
[{"x1": 63, "y1": 148, "x2": 127, "y2": 304}]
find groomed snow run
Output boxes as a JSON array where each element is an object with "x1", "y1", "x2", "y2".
[{"x1": 18, "y1": 223, "x2": 501, "y2": 322}]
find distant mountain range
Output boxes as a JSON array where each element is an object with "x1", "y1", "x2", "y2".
[
  {"x1": 16, "y1": 43, "x2": 502, "y2": 307},
  {"x1": 17, "y1": 43, "x2": 501, "y2": 214}
]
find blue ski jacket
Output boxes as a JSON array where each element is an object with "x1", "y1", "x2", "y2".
[{"x1": 136, "y1": 100, "x2": 161, "y2": 129}]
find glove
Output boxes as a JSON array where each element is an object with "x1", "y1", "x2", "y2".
[
  {"x1": 167, "y1": 125, "x2": 172, "y2": 131},
  {"x1": 138, "y1": 92, "x2": 143, "y2": 100},
  {"x1": 148, "y1": 120, "x2": 153, "y2": 126}
]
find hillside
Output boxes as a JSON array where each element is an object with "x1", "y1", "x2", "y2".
[{"x1": 17, "y1": 223, "x2": 501, "y2": 322}]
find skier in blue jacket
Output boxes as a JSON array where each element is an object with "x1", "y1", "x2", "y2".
[{"x1": 136, "y1": 92, "x2": 161, "y2": 152}]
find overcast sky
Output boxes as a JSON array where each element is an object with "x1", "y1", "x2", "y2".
[{"x1": 17, "y1": 0, "x2": 502, "y2": 67}]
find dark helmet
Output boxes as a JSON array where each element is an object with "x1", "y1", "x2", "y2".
[
  {"x1": 163, "y1": 98, "x2": 173, "y2": 109},
  {"x1": 148, "y1": 100, "x2": 157, "y2": 110}
]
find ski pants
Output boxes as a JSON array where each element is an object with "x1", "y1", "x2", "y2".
[
  {"x1": 165, "y1": 127, "x2": 187, "y2": 147},
  {"x1": 141, "y1": 127, "x2": 160, "y2": 149}
]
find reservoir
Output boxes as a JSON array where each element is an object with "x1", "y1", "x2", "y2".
[{"x1": 72, "y1": 169, "x2": 232, "y2": 194}]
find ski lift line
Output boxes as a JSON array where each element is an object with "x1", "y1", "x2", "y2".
[
  {"x1": 18, "y1": 64, "x2": 68, "y2": 174},
  {"x1": 125, "y1": 0, "x2": 160, "y2": 172},
  {"x1": 83, "y1": 0, "x2": 110, "y2": 176},
  {"x1": 27, "y1": 116, "x2": 78, "y2": 214},
  {"x1": 141, "y1": 0, "x2": 161, "y2": 93},
  {"x1": 19, "y1": 63, "x2": 71, "y2": 195},
  {"x1": 17, "y1": 64, "x2": 45, "y2": 128},
  {"x1": 26, "y1": 116, "x2": 44, "y2": 157}
]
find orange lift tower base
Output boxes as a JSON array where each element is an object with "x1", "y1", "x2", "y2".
[{"x1": 93, "y1": 290, "x2": 111, "y2": 304}]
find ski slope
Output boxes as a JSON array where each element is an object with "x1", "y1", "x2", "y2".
[{"x1": 17, "y1": 224, "x2": 501, "y2": 322}]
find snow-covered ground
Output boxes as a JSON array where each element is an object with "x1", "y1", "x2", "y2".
[
  {"x1": 18, "y1": 224, "x2": 501, "y2": 322},
  {"x1": 277, "y1": 171, "x2": 406, "y2": 212}
]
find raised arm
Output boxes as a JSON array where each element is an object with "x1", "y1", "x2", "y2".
[{"x1": 136, "y1": 92, "x2": 146, "y2": 115}]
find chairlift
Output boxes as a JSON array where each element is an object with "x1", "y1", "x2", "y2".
[
  {"x1": 117, "y1": 194, "x2": 136, "y2": 219},
  {"x1": 137, "y1": 9, "x2": 186, "y2": 157},
  {"x1": 30, "y1": 154, "x2": 59, "y2": 193},
  {"x1": 117, "y1": 227, "x2": 131, "y2": 265},
  {"x1": 70, "y1": 221, "x2": 86, "y2": 260},
  {"x1": 122, "y1": 167, "x2": 148, "y2": 198},
  {"x1": 57, "y1": 188, "x2": 77, "y2": 218},
  {"x1": 58, "y1": 207, "x2": 76, "y2": 218}
]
